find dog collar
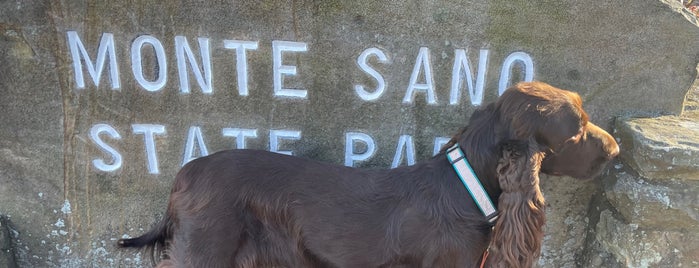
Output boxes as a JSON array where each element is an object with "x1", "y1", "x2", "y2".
[{"x1": 446, "y1": 144, "x2": 499, "y2": 223}]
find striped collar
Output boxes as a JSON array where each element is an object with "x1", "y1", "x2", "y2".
[{"x1": 446, "y1": 144, "x2": 499, "y2": 223}]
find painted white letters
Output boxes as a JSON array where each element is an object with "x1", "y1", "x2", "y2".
[
  {"x1": 391, "y1": 135, "x2": 416, "y2": 168},
  {"x1": 272, "y1": 41, "x2": 308, "y2": 98},
  {"x1": 433, "y1": 137, "x2": 451, "y2": 156},
  {"x1": 72, "y1": 32, "x2": 542, "y2": 177},
  {"x1": 344, "y1": 132, "x2": 377, "y2": 167},
  {"x1": 269, "y1": 129, "x2": 302, "y2": 155},
  {"x1": 450, "y1": 49, "x2": 488, "y2": 106},
  {"x1": 223, "y1": 40, "x2": 259, "y2": 96},
  {"x1": 131, "y1": 35, "x2": 167, "y2": 92},
  {"x1": 175, "y1": 36, "x2": 213, "y2": 94},
  {"x1": 89, "y1": 123, "x2": 122, "y2": 172},
  {"x1": 67, "y1": 31, "x2": 120, "y2": 90},
  {"x1": 132, "y1": 124, "x2": 166, "y2": 174},
  {"x1": 182, "y1": 126, "x2": 209, "y2": 165},
  {"x1": 354, "y1": 47, "x2": 389, "y2": 101},
  {"x1": 498, "y1": 52, "x2": 535, "y2": 95},
  {"x1": 222, "y1": 128, "x2": 258, "y2": 149},
  {"x1": 404, "y1": 47, "x2": 437, "y2": 105}
]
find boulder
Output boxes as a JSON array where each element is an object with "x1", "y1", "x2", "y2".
[
  {"x1": 616, "y1": 116, "x2": 699, "y2": 180},
  {"x1": 604, "y1": 166, "x2": 699, "y2": 232},
  {"x1": 593, "y1": 210, "x2": 699, "y2": 268},
  {"x1": 1, "y1": 0, "x2": 698, "y2": 266},
  {"x1": 580, "y1": 103, "x2": 699, "y2": 267}
]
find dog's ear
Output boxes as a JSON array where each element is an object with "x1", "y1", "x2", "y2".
[{"x1": 487, "y1": 140, "x2": 546, "y2": 267}]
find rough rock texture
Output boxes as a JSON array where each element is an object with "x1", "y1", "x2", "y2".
[
  {"x1": 579, "y1": 94, "x2": 699, "y2": 267},
  {"x1": 1, "y1": 0, "x2": 698, "y2": 267},
  {"x1": 605, "y1": 169, "x2": 699, "y2": 232},
  {"x1": 537, "y1": 175, "x2": 598, "y2": 268},
  {"x1": 617, "y1": 116, "x2": 699, "y2": 180},
  {"x1": 581, "y1": 58, "x2": 699, "y2": 267},
  {"x1": 0, "y1": 216, "x2": 18, "y2": 268},
  {"x1": 594, "y1": 209, "x2": 699, "y2": 268}
]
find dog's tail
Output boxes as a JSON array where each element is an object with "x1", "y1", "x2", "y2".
[{"x1": 117, "y1": 211, "x2": 173, "y2": 264}]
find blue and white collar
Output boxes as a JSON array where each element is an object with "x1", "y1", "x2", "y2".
[{"x1": 446, "y1": 144, "x2": 499, "y2": 223}]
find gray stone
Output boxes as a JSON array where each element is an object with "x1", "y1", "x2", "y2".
[
  {"x1": 594, "y1": 108, "x2": 699, "y2": 267},
  {"x1": 604, "y1": 165, "x2": 699, "y2": 232},
  {"x1": 0, "y1": 215, "x2": 18, "y2": 268},
  {"x1": 617, "y1": 116, "x2": 699, "y2": 180},
  {"x1": 1, "y1": 0, "x2": 698, "y2": 266},
  {"x1": 585, "y1": 84, "x2": 699, "y2": 267},
  {"x1": 487, "y1": 0, "x2": 699, "y2": 121},
  {"x1": 537, "y1": 174, "x2": 597, "y2": 268},
  {"x1": 594, "y1": 210, "x2": 699, "y2": 268}
]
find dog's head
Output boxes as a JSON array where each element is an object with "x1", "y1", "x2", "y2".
[
  {"x1": 485, "y1": 82, "x2": 620, "y2": 267},
  {"x1": 495, "y1": 82, "x2": 619, "y2": 180}
]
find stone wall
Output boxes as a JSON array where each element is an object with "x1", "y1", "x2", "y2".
[
  {"x1": 574, "y1": 28, "x2": 699, "y2": 266},
  {"x1": 577, "y1": 92, "x2": 699, "y2": 267},
  {"x1": 1, "y1": 0, "x2": 698, "y2": 267}
]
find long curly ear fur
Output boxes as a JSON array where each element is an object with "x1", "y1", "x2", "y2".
[{"x1": 487, "y1": 140, "x2": 546, "y2": 268}]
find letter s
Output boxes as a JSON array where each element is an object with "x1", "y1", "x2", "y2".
[{"x1": 89, "y1": 123, "x2": 122, "y2": 172}]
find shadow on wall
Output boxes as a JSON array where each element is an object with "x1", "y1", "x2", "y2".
[{"x1": 1, "y1": 215, "x2": 18, "y2": 268}]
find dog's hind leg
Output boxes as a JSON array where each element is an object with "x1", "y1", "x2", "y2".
[
  {"x1": 232, "y1": 227, "x2": 318, "y2": 268},
  {"x1": 232, "y1": 207, "x2": 317, "y2": 267},
  {"x1": 164, "y1": 207, "x2": 249, "y2": 267}
]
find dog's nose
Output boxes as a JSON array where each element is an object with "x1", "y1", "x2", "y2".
[
  {"x1": 604, "y1": 129, "x2": 620, "y2": 159},
  {"x1": 607, "y1": 142, "x2": 620, "y2": 159},
  {"x1": 601, "y1": 133, "x2": 620, "y2": 160},
  {"x1": 587, "y1": 122, "x2": 620, "y2": 160}
]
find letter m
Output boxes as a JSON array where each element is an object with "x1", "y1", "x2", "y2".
[{"x1": 67, "y1": 31, "x2": 120, "y2": 89}]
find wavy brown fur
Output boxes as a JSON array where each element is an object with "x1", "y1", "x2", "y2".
[{"x1": 486, "y1": 140, "x2": 546, "y2": 267}]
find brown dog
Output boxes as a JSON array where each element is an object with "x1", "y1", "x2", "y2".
[{"x1": 119, "y1": 81, "x2": 619, "y2": 267}]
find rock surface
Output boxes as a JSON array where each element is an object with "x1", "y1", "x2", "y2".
[
  {"x1": 578, "y1": 99, "x2": 699, "y2": 267},
  {"x1": 584, "y1": 49, "x2": 699, "y2": 267},
  {"x1": 537, "y1": 175, "x2": 598, "y2": 267},
  {"x1": 605, "y1": 168, "x2": 699, "y2": 232},
  {"x1": 594, "y1": 209, "x2": 699, "y2": 268},
  {"x1": 0, "y1": 216, "x2": 17, "y2": 268},
  {"x1": 617, "y1": 116, "x2": 699, "y2": 180},
  {"x1": 0, "y1": 0, "x2": 698, "y2": 266}
]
